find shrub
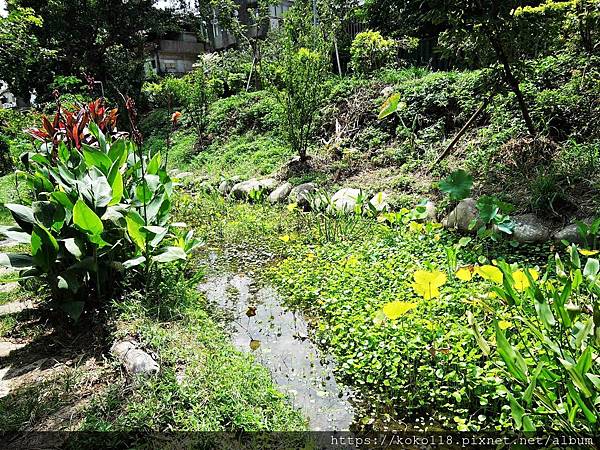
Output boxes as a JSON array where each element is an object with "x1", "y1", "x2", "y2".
[
  {"x1": 349, "y1": 31, "x2": 401, "y2": 74},
  {"x1": 0, "y1": 100, "x2": 199, "y2": 320},
  {"x1": 264, "y1": 5, "x2": 330, "y2": 163}
]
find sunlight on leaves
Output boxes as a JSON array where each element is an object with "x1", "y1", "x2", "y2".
[
  {"x1": 412, "y1": 270, "x2": 447, "y2": 299},
  {"x1": 498, "y1": 320, "x2": 513, "y2": 330},
  {"x1": 512, "y1": 269, "x2": 539, "y2": 291},
  {"x1": 476, "y1": 265, "x2": 503, "y2": 284},
  {"x1": 382, "y1": 301, "x2": 418, "y2": 320},
  {"x1": 456, "y1": 266, "x2": 474, "y2": 281}
]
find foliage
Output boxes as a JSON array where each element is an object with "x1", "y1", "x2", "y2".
[
  {"x1": 472, "y1": 246, "x2": 600, "y2": 432},
  {"x1": 473, "y1": 195, "x2": 515, "y2": 240},
  {"x1": 438, "y1": 169, "x2": 473, "y2": 201},
  {"x1": 264, "y1": 3, "x2": 331, "y2": 162},
  {"x1": 0, "y1": 101, "x2": 199, "y2": 320},
  {"x1": 0, "y1": 6, "x2": 51, "y2": 99},
  {"x1": 349, "y1": 31, "x2": 399, "y2": 75}
]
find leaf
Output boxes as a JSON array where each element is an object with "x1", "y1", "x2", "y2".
[
  {"x1": 476, "y1": 265, "x2": 503, "y2": 284},
  {"x1": 456, "y1": 266, "x2": 474, "y2": 281},
  {"x1": 32, "y1": 201, "x2": 65, "y2": 232},
  {"x1": 73, "y1": 200, "x2": 103, "y2": 237},
  {"x1": 378, "y1": 93, "x2": 403, "y2": 119},
  {"x1": 579, "y1": 249, "x2": 600, "y2": 256},
  {"x1": 89, "y1": 168, "x2": 113, "y2": 208},
  {"x1": 498, "y1": 320, "x2": 513, "y2": 330},
  {"x1": 59, "y1": 301, "x2": 85, "y2": 322},
  {"x1": 508, "y1": 393, "x2": 525, "y2": 429},
  {"x1": 135, "y1": 181, "x2": 153, "y2": 203},
  {"x1": 5, "y1": 204, "x2": 35, "y2": 233},
  {"x1": 108, "y1": 139, "x2": 127, "y2": 166},
  {"x1": 466, "y1": 311, "x2": 490, "y2": 355},
  {"x1": 123, "y1": 256, "x2": 146, "y2": 269},
  {"x1": 146, "y1": 152, "x2": 161, "y2": 175},
  {"x1": 495, "y1": 322, "x2": 528, "y2": 382},
  {"x1": 152, "y1": 246, "x2": 187, "y2": 263},
  {"x1": 63, "y1": 238, "x2": 84, "y2": 259},
  {"x1": 31, "y1": 225, "x2": 59, "y2": 273},
  {"x1": 0, "y1": 226, "x2": 31, "y2": 244},
  {"x1": 438, "y1": 170, "x2": 473, "y2": 201},
  {"x1": 412, "y1": 270, "x2": 447, "y2": 299},
  {"x1": 583, "y1": 258, "x2": 600, "y2": 281},
  {"x1": 82, "y1": 146, "x2": 112, "y2": 174},
  {"x1": 126, "y1": 211, "x2": 146, "y2": 251},
  {"x1": 107, "y1": 160, "x2": 124, "y2": 206},
  {"x1": 382, "y1": 301, "x2": 418, "y2": 320},
  {"x1": 512, "y1": 269, "x2": 539, "y2": 291}
]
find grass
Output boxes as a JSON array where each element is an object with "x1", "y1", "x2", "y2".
[
  {"x1": 0, "y1": 173, "x2": 26, "y2": 225},
  {"x1": 192, "y1": 132, "x2": 292, "y2": 181},
  {"x1": 79, "y1": 266, "x2": 306, "y2": 436}
]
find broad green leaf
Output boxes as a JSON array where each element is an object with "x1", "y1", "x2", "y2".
[
  {"x1": 146, "y1": 152, "x2": 161, "y2": 175},
  {"x1": 63, "y1": 238, "x2": 84, "y2": 259},
  {"x1": 152, "y1": 246, "x2": 187, "y2": 263},
  {"x1": 467, "y1": 310, "x2": 490, "y2": 355},
  {"x1": 73, "y1": 200, "x2": 103, "y2": 237},
  {"x1": 476, "y1": 265, "x2": 503, "y2": 284},
  {"x1": 108, "y1": 139, "x2": 127, "y2": 166},
  {"x1": 584, "y1": 258, "x2": 599, "y2": 281},
  {"x1": 32, "y1": 201, "x2": 65, "y2": 232},
  {"x1": 135, "y1": 181, "x2": 153, "y2": 203},
  {"x1": 123, "y1": 256, "x2": 146, "y2": 269},
  {"x1": 378, "y1": 93, "x2": 403, "y2": 120},
  {"x1": 89, "y1": 168, "x2": 113, "y2": 208},
  {"x1": 88, "y1": 122, "x2": 106, "y2": 153},
  {"x1": 82, "y1": 145, "x2": 112, "y2": 174},
  {"x1": 508, "y1": 393, "x2": 525, "y2": 429},
  {"x1": 31, "y1": 224, "x2": 59, "y2": 273},
  {"x1": 60, "y1": 301, "x2": 85, "y2": 322},
  {"x1": 107, "y1": 160, "x2": 124, "y2": 206},
  {"x1": 438, "y1": 170, "x2": 473, "y2": 201},
  {"x1": 126, "y1": 211, "x2": 147, "y2": 251},
  {"x1": 5, "y1": 204, "x2": 35, "y2": 233}
]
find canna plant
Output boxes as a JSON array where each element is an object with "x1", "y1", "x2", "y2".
[
  {"x1": 471, "y1": 246, "x2": 600, "y2": 432},
  {"x1": 0, "y1": 99, "x2": 199, "y2": 320}
]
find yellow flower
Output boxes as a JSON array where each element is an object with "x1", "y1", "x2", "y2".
[
  {"x1": 579, "y1": 249, "x2": 600, "y2": 256},
  {"x1": 412, "y1": 270, "x2": 447, "y2": 299},
  {"x1": 512, "y1": 268, "x2": 539, "y2": 291},
  {"x1": 306, "y1": 252, "x2": 316, "y2": 262},
  {"x1": 409, "y1": 222, "x2": 423, "y2": 233},
  {"x1": 382, "y1": 301, "x2": 418, "y2": 320},
  {"x1": 287, "y1": 202, "x2": 298, "y2": 212},
  {"x1": 279, "y1": 234, "x2": 295, "y2": 243},
  {"x1": 434, "y1": 234, "x2": 441, "y2": 241},
  {"x1": 498, "y1": 320, "x2": 512, "y2": 330},
  {"x1": 476, "y1": 265, "x2": 503, "y2": 284}
]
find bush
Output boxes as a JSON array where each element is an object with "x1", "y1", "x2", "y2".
[
  {"x1": 0, "y1": 100, "x2": 199, "y2": 320},
  {"x1": 350, "y1": 31, "x2": 403, "y2": 74}
]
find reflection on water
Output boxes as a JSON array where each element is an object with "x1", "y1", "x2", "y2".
[{"x1": 198, "y1": 273, "x2": 355, "y2": 431}]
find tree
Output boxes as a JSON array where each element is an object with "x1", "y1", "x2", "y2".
[
  {"x1": 264, "y1": 1, "x2": 331, "y2": 163},
  {"x1": 0, "y1": 6, "x2": 52, "y2": 100},
  {"x1": 6, "y1": 0, "x2": 175, "y2": 102}
]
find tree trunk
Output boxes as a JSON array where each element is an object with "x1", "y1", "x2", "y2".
[{"x1": 487, "y1": 34, "x2": 536, "y2": 135}]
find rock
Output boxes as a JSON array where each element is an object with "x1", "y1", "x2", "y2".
[
  {"x1": 0, "y1": 282, "x2": 18, "y2": 294},
  {"x1": 269, "y1": 182, "x2": 293, "y2": 204},
  {"x1": 511, "y1": 214, "x2": 552, "y2": 244},
  {"x1": 331, "y1": 188, "x2": 362, "y2": 213},
  {"x1": 230, "y1": 178, "x2": 277, "y2": 200},
  {"x1": 218, "y1": 180, "x2": 234, "y2": 196},
  {"x1": 289, "y1": 183, "x2": 318, "y2": 210},
  {"x1": 442, "y1": 198, "x2": 481, "y2": 232},
  {"x1": 0, "y1": 341, "x2": 26, "y2": 358},
  {"x1": 553, "y1": 219, "x2": 594, "y2": 244},
  {"x1": 381, "y1": 86, "x2": 395, "y2": 99},
  {"x1": 111, "y1": 341, "x2": 159, "y2": 375},
  {"x1": 425, "y1": 201, "x2": 437, "y2": 221},
  {"x1": 369, "y1": 192, "x2": 390, "y2": 213}
]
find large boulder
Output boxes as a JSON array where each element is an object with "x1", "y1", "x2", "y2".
[
  {"x1": 289, "y1": 183, "x2": 318, "y2": 210},
  {"x1": 269, "y1": 182, "x2": 293, "y2": 204},
  {"x1": 230, "y1": 178, "x2": 277, "y2": 200},
  {"x1": 218, "y1": 178, "x2": 239, "y2": 196},
  {"x1": 442, "y1": 198, "x2": 482, "y2": 232},
  {"x1": 553, "y1": 219, "x2": 594, "y2": 244},
  {"x1": 331, "y1": 188, "x2": 362, "y2": 213},
  {"x1": 511, "y1": 214, "x2": 552, "y2": 244},
  {"x1": 369, "y1": 192, "x2": 390, "y2": 213},
  {"x1": 111, "y1": 341, "x2": 159, "y2": 376}
]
